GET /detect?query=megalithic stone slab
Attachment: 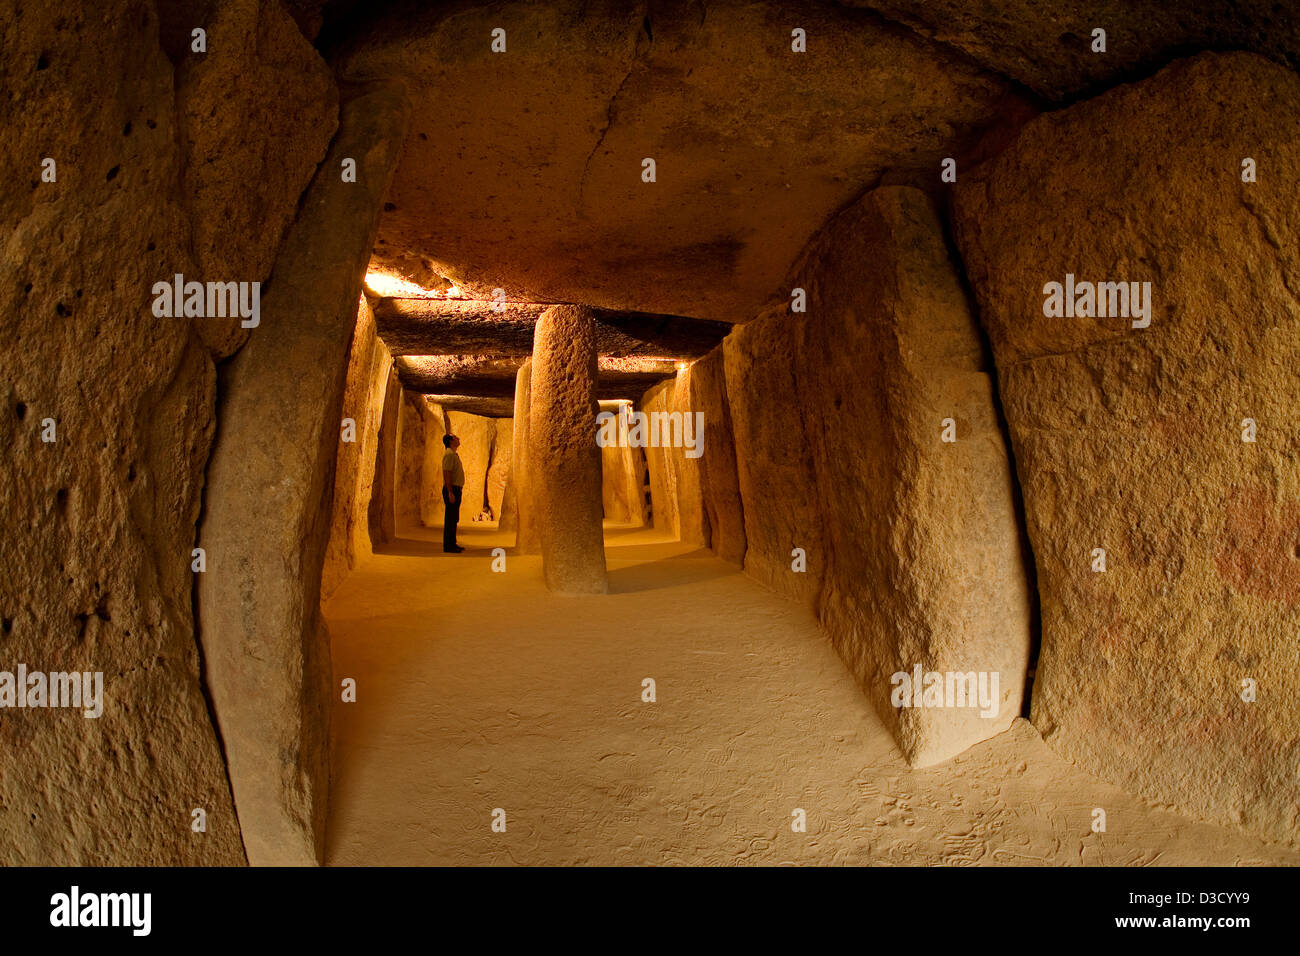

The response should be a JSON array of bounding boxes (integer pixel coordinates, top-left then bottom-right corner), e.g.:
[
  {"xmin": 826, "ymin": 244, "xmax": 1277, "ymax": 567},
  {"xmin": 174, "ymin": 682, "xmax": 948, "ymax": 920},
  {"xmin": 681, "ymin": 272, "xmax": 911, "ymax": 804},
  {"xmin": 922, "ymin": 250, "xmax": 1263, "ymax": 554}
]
[
  {"xmin": 197, "ymin": 81, "xmax": 410, "ymax": 866},
  {"xmin": 487, "ymin": 418, "xmax": 513, "ymax": 520},
  {"xmin": 600, "ymin": 441, "xmax": 633, "ymax": 523},
  {"xmin": 395, "ymin": 390, "xmax": 427, "ymax": 530},
  {"xmin": 796, "ymin": 185, "xmax": 1032, "ymax": 767},
  {"xmin": 951, "ymin": 51, "xmax": 1300, "ymax": 848},
  {"xmin": 530, "ymin": 306, "xmax": 608, "ymax": 593},
  {"xmin": 0, "ymin": 2, "xmax": 245, "ymax": 863},
  {"xmin": 176, "ymin": 0, "xmax": 338, "ymax": 358},
  {"xmin": 322, "ymin": 294, "xmax": 393, "ymax": 602},
  {"xmin": 723, "ymin": 313, "xmax": 828, "ymax": 610},
  {"xmin": 368, "ymin": 366, "xmax": 403, "ymax": 548},
  {"xmin": 340, "ymin": 0, "xmax": 1011, "ymax": 320},
  {"xmin": 688, "ymin": 346, "xmax": 746, "ymax": 565},
  {"xmin": 640, "ymin": 381, "xmax": 680, "ymax": 539},
  {"xmin": 640, "ymin": 377, "xmax": 708, "ymax": 546},
  {"xmin": 510, "ymin": 359, "xmax": 541, "ymax": 551}
]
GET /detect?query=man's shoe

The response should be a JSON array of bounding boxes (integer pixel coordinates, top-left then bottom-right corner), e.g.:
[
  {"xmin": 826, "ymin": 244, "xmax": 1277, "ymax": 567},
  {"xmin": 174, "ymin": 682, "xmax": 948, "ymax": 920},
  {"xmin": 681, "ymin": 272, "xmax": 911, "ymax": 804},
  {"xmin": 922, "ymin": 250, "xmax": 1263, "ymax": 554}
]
[{"xmin": 443, "ymin": 545, "xmax": 465, "ymax": 553}]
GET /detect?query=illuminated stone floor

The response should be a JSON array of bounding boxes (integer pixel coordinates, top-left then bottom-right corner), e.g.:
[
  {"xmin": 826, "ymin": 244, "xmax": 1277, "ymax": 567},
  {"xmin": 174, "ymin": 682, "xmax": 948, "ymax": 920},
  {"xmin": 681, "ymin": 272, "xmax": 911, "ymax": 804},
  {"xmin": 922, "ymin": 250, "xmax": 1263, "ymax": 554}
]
[{"xmin": 323, "ymin": 524, "xmax": 1299, "ymax": 866}]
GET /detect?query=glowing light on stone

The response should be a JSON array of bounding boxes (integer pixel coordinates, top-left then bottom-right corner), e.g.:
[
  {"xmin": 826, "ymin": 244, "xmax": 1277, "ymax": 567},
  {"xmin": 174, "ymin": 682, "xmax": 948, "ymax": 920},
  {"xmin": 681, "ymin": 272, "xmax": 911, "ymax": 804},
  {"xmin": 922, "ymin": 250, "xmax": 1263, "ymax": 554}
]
[{"xmin": 364, "ymin": 271, "xmax": 433, "ymax": 297}]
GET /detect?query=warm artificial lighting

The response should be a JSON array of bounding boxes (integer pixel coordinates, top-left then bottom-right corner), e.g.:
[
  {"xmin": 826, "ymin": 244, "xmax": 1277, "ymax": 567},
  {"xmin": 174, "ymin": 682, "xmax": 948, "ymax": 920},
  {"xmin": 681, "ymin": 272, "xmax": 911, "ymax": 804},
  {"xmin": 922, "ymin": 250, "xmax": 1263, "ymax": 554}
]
[
  {"xmin": 598, "ymin": 357, "xmax": 678, "ymax": 373},
  {"xmin": 363, "ymin": 271, "xmax": 469, "ymax": 299},
  {"xmin": 676, "ymin": 362, "xmax": 689, "ymax": 372},
  {"xmin": 364, "ymin": 271, "xmax": 434, "ymax": 298}
]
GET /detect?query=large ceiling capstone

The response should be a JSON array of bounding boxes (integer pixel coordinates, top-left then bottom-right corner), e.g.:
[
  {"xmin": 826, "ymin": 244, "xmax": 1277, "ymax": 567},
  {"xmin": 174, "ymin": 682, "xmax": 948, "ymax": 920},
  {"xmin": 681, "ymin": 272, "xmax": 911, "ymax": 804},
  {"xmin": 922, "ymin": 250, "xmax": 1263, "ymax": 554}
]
[{"xmin": 339, "ymin": 0, "xmax": 1014, "ymax": 321}]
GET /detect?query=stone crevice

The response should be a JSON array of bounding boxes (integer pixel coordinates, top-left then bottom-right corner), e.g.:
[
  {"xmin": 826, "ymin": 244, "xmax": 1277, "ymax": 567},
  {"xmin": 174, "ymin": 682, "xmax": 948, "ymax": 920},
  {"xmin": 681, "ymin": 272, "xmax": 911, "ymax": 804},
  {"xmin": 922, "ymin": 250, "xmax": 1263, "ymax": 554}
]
[
  {"xmin": 188, "ymin": 440, "xmax": 247, "ymax": 865},
  {"xmin": 577, "ymin": 6, "xmax": 650, "ymax": 214},
  {"xmin": 934, "ymin": 198, "xmax": 1042, "ymax": 716},
  {"xmin": 1241, "ymin": 194, "xmax": 1300, "ymax": 310}
]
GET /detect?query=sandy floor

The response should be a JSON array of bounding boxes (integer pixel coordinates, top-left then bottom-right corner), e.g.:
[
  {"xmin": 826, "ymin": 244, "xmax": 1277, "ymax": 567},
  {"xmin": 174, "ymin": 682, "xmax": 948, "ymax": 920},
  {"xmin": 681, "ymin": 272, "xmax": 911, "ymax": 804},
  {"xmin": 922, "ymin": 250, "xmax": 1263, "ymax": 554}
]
[{"xmin": 322, "ymin": 523, "xmax": 1299, "ymax": 866}]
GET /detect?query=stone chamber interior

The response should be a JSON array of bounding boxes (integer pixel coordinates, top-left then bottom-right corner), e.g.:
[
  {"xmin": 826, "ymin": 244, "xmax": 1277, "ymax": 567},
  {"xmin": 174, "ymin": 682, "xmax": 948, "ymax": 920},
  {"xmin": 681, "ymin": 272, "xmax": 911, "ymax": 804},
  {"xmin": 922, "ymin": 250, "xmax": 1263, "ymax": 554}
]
[{"xmin": 3, "ymin": 0, "xmax": 1299, "ymax": 868}]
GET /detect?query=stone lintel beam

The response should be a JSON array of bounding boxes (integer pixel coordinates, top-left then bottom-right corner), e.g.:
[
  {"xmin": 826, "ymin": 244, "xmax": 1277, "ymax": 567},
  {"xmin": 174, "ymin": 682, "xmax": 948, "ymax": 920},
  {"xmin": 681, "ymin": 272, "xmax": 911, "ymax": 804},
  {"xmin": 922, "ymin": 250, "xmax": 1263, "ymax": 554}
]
[
  {"xmin": 395, "ymin": 354, "xmax": 678, "ymax": 401},
  {"xmin": 394, "ymin": 355, "xmax": 522, "ymax": 397},
  {"xmin": 425, "ymin": 395, "xmax": 516, "ymax": 418},
  {"xmin": 374, "ymin": 296, "xmax": 731, "ymax": 358},
  {"xmin": 594, "ymin": 373, "xmax": 676, "ymax": 401},
  {"xmin": 375, "ymin": 299, "xmax": 538, "ymax": 354}
]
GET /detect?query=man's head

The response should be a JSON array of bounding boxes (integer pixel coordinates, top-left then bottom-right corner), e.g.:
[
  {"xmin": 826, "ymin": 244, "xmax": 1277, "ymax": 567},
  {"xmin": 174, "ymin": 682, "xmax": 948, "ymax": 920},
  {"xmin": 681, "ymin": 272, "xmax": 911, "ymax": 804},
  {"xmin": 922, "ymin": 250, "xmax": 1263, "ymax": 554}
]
[{"xmin": 443, "ymin": 434, "xmax": 460, "ymax": 450}]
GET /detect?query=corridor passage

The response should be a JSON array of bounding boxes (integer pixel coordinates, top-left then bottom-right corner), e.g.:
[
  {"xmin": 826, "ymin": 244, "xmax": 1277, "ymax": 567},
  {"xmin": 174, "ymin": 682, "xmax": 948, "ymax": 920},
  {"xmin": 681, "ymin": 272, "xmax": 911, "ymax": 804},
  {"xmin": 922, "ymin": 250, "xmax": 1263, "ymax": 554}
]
[{"xmin": 322, "ymin": 524, "xmax": 1297, "ymax": 866}]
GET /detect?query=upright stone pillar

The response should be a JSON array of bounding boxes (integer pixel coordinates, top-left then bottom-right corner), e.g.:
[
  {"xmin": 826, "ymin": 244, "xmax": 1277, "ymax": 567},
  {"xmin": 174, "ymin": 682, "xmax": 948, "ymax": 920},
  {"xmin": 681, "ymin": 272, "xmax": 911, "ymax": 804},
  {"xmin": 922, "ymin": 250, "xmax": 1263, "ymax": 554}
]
[
  {"xmin": 197, "ymin": 82, "xmax": 410, "ymax": 865},
  {"xmin": 529, "ymin": 306, "xmax": 607, "ymax": 593},
  {"xmin": 510, "ymin": 359, "xmax": 541, "ymax": 552}
]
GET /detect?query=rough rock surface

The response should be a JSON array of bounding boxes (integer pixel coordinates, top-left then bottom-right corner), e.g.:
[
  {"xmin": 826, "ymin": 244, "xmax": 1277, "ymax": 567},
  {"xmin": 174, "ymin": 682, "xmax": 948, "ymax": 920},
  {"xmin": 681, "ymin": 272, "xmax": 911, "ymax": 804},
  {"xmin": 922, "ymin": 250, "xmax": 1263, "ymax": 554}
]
[
  {"xmin": 796, "ymin": 185, "xmax": 1031, "ymax": 766},
  {"xmin": 198, "ymin": 82, "xmax": 409, "ymax": 865},
  {"xmin": 340, "ymin": 0, "xmax": 1010, "ymax": 320},
  {"xmin": 175, "ymin": 0, "xmax": 339, "ymax": 358},
  {"xmin": 445, "ymin": 411, "xmax": 494, "ymax": 519},
  {"xmin": 322, "ymin": 294, "xmax": 392, "ymax": 601},
  {"xmin": 851, "ymin": 0, "xmax": 1300, "ymax": 101},
  {"xmin": 0, "ymin": 0, "xmax": 245, "ymax": 865},
  {"xmin": 530, "ymin": 307, "xmax": 608, "ymax": 593},
  {"xmin": 723, "ymin": 316, "xmax": 826, "ymax": 609},
  {"xmin": 952, "ymin": 52, "xmax": 1300, "ymax": 846},
  {"xmin": 510, "ymin": 359, "xmax": 541, "ymax": 553},
  {"xmin": 686, "ymin": 347, "xmax": 746, "ymax": 565},
  {"xmin": 486, "ymin": 418, "xmax": 512, "ymax": 520}
]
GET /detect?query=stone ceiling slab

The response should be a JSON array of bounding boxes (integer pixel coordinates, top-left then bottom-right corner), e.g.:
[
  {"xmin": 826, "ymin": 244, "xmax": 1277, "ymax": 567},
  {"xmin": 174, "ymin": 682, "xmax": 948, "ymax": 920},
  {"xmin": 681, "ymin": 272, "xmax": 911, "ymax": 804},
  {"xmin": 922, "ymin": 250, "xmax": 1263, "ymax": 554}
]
[
  {"xmin": 845, "ymin": 0, "xmax": 1300, "ymax": 101},
  {"xmin": 373, "ymin": 296, "xmax": 732, "ymax": 356},
  {"xmin": 396, "ymin": 353, "xmax": 679, "ymax": 400},
  {"xmin": 339, "ymin": 0, "xmax": 1012, "ymax": 321}
]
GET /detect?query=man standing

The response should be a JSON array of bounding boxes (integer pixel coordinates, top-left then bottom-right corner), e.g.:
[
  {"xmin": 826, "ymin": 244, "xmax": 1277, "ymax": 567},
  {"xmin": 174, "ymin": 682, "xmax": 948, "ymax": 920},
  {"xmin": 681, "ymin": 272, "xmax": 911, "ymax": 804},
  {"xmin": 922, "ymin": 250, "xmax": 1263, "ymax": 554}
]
[{"xmin": 441, "ymin": 434, "xmax": 465, "ymax": 553}]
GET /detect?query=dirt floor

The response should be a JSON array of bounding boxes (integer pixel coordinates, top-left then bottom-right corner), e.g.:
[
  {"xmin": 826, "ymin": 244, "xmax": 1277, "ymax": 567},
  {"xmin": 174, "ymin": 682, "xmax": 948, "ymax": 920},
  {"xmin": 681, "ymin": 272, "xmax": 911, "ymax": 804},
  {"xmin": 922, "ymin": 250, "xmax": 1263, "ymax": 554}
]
[{"xmin": 322, "ymin": 522, "xmax": 1300, "ymax": 866}]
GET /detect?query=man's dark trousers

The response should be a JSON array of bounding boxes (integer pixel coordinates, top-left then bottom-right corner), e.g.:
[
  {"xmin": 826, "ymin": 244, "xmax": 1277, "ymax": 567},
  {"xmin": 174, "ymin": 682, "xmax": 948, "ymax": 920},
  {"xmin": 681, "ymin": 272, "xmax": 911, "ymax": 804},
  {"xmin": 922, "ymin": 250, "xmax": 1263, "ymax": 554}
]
[{"xmin": 442, "ymin": 485, "xmax": 462, "ymax": 549}]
